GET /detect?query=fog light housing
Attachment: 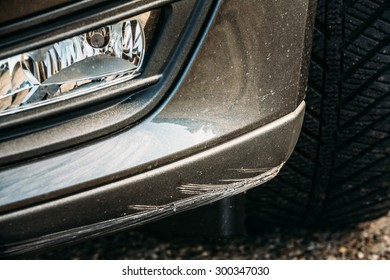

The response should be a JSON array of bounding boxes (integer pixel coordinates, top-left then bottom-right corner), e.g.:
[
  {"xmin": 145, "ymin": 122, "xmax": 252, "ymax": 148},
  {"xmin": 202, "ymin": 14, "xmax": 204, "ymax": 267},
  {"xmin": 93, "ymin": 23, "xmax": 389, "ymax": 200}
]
[{"xmin": 0, "ymin": 11, "xmax": 155, "ymax": 116}]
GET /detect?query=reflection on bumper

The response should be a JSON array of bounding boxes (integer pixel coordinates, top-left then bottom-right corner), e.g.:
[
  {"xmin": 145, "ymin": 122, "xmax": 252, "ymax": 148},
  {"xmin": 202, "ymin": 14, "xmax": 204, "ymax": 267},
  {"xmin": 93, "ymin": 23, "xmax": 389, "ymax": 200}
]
[{"xmin": 0, "ymin": 101, "xmax": 305, "ymax": 256}]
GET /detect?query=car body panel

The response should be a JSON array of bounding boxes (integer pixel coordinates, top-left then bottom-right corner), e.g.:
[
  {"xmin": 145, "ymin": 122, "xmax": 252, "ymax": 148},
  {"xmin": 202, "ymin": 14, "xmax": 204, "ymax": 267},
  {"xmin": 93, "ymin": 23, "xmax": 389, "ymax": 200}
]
[{"xmin": 0, "ymin": 0, "xmax": 316, "ymax": 255}]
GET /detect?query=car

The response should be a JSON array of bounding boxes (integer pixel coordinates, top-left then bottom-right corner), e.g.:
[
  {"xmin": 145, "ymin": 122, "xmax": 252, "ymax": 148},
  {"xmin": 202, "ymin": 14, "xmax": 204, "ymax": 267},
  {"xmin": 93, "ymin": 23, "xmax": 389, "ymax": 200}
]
[{"xmin": 0, "ymin": 0, "xmax": 388, "ymax": 256}]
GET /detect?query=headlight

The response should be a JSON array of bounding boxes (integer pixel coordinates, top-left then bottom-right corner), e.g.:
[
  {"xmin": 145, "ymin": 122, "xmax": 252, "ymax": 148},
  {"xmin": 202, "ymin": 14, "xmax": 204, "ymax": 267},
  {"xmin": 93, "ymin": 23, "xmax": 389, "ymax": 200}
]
[{"xmin": 0, "ymin": 12, "xmax": 152, "ymax": 116}]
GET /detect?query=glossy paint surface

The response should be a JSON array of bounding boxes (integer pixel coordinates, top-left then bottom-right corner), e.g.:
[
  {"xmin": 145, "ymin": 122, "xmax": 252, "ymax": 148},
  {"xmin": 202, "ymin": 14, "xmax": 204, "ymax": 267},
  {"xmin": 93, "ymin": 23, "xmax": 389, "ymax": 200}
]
[
  {"xmin": 0, "ymin": 0, "xmax": 313, "ymax": 210},
  {"xmin": 0, "ymin": 102, "xmax": 305, "ymax": 253}
]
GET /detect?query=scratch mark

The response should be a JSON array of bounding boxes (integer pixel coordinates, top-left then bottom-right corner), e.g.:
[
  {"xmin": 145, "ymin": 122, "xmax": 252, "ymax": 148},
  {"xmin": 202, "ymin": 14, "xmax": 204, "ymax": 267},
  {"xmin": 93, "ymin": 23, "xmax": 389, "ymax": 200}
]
[
  {"xmin": 219, "ymin": 178, "xmax": 246, "ymax": 183},
  {"xmin": 230, "ymin": 167, "xmax": 273, "ymax": 173},
  {"xmin": 128, "ymin": 205, "xmax": 160, "ymax": 211},
  {"xmin": 2, "ymin": 163, "xmax": 285, "ymax": 256},
  {"xmin": 178, "ymin": 163, "xmax": 284, "ymax": 195}
]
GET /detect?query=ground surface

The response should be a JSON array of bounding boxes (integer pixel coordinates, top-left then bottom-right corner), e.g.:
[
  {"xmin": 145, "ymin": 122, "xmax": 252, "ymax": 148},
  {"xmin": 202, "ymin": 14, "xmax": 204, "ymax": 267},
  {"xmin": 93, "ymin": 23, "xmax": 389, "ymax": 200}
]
[{"xmin": 31, "ymin": 212, "xmax": 390, "ymax": 260}]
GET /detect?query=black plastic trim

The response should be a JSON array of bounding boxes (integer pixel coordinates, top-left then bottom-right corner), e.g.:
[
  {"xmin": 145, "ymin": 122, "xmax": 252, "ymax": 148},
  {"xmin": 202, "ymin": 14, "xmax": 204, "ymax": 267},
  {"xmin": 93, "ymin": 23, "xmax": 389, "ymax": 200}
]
[{"xmin": 0, "ymin": 0, "xmax": 182, "ymax": 57}]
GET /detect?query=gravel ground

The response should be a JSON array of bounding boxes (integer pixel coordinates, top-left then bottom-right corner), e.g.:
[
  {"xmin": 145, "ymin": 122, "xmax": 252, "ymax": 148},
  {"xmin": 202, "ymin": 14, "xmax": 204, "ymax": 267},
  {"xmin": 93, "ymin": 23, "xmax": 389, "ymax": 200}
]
[{"xmin": 30, "ymin": 212, "xmax": 390, "ymax": 260}]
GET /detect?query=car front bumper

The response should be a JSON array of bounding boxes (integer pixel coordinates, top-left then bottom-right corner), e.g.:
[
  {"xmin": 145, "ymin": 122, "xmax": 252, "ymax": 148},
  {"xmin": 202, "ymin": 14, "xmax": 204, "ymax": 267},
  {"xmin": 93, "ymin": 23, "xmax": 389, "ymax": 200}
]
[{"xmin": 0, "ymin": 0, "xmax": 316, "ymax": 255}]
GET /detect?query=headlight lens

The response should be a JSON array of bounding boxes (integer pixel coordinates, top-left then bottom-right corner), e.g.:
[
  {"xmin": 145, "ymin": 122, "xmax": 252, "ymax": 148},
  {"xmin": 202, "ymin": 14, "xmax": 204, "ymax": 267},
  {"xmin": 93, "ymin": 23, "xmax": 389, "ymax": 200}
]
[{"xmin": 0, "ymin": 12, "xmax": 153, "ymax": 116}]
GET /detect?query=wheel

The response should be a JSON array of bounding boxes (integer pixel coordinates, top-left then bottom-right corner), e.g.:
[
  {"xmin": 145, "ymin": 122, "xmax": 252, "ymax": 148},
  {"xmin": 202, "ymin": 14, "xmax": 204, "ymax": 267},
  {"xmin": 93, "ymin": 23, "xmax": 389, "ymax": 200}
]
[{"xmin": 247, "ymin": 0, "xmax": 390, "ymax": 228}]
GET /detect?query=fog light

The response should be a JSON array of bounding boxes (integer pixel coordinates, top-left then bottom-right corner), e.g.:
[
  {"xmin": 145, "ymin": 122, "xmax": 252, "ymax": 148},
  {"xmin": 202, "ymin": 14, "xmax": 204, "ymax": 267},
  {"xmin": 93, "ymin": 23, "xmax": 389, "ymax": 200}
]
[{"xmin": 0, "ymin": 11, "xmax": 155, "ymax": 116}]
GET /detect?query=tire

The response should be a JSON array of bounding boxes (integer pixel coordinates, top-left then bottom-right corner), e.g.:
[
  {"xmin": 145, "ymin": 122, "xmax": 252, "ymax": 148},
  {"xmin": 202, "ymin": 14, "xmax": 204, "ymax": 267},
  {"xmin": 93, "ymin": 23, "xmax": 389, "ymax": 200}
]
[{"xmin": 247, "ymin": 0, "xmax": 390, "ymax": 228}]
